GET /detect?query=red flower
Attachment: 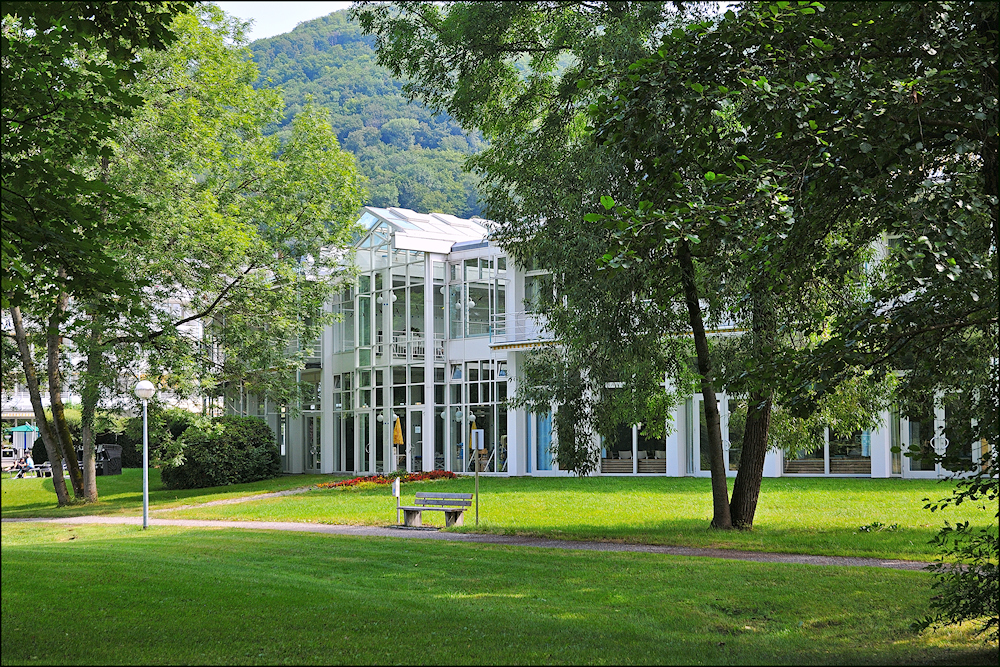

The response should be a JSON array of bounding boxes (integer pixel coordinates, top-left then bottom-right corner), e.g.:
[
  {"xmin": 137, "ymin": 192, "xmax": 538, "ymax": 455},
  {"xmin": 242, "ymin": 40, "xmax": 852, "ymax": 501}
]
[{"xmin": 316, "ymin": 470, "xmax": 457, "ymax": 489}]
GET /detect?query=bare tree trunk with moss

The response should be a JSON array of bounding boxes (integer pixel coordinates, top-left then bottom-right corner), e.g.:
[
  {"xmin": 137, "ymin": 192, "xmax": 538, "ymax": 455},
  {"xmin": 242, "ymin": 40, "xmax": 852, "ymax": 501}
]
[
  {"xmin": 9, "ymin": 307, "xmax": 70, "ymax": 506},
  {"xmin": 678, "ymin": 239, "xmax": 732, "ymax": 529},
  {"xmin": 46, "ymin": 275, "xmax": 84, "ymax": 498},
  {"xmin": 79, "ymin": 308, "xmax": 103, "ymax": 502}
]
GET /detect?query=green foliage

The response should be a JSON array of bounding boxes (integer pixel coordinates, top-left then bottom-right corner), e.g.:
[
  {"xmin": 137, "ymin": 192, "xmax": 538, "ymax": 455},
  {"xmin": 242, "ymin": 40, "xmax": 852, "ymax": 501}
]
[
  {"xmin": 1, "ymin": 1, "xmax": 194, "ymax": 309},
  {"xmin": 117, "ymin": 406, "xmax": 198, "ymax": 468},
  {"xmin": 159, "ymin": 415, "xmax": 279, "ymax": 490},
  {"xmin": 915, "ymin": 450, "xmax": 999, "ymax": 643},
  {"xmin": 355, "ymin": 1, "xmax": 708, "ymax": 474},
  {"xmin": 249, "ymin": 9, "xmax": 482, "ymax": 217},
  {"xmin": 671, "ymin": 1, "xmax": 1000, "ymax": 453},
  {"xmin": 42, "ymin": 3, "xmax": 369, "ymax": 440},
  {"xmin": 769, "ymin": 374, "xmax": 894, "ymax": 454}
]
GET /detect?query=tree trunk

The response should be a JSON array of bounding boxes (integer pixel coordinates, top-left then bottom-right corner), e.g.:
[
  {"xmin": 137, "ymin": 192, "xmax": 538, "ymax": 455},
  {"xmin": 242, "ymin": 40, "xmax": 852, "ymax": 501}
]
[
  {"xmin": 730, "ymin": 389, "xmax": 772, "ymax": 529},
  {"xmin": 46, "ymin": 280, "xmax": 84, "ymax": 498},
  {"xmin": 677, "ymin": 239, "xmax": 732, "ymax": 529},
  {"xmin": 9, "ymin": 307, "xmax": 70, "ymax": 506},
  {"xmin": 80, "ymin": 309, "xmax": 103, "ymax": 502},
  {"xmin": 730, "ymin": 291, "xmax": 778, "ymax": 529}
]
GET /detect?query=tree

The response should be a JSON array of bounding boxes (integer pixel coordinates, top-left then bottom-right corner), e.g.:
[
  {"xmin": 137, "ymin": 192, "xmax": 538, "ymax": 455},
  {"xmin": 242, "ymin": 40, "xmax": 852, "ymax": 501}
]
[
  {"xmin": 4, "ymin": 5, "xmax": 365, "ymax": 505},
  {"xmin": 3, "ymin": 1, "xmax": 194, "ymax": 505},
  {"xmin": 357, "ymin": 0, "xmax": 994, "ymax": 532},
  {"xmin": 2, "ymin": 1, "xmax": 194, "ymax": 310},
  {"xmin": 583, "ymin": 2, "xmax": 900, "ymax": 529},
  {"xmin": 583, "ymin": 0, "xmax": 995, "ymax": 527},
  {"xmin": 248, "ymin": 9, "xmax": 484, "ymax": 217},
  {"xmin": 354, "ymin": 0, "xmax": 836, "ymax": 528}
]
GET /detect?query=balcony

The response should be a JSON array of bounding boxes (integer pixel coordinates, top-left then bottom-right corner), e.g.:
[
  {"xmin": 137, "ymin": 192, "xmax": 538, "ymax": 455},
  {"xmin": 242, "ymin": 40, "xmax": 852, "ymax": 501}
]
[
  {"xmin": 488, "ymin": 312, "xmax": 556, "ymax": 351},
  {"xmin": 377, "ymin": 332, "xmax": 445, "ymax": 363}
]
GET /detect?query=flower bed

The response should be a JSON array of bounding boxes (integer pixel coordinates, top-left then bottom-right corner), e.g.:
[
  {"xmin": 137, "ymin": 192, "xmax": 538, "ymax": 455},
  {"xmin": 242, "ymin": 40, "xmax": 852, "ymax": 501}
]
[{"xmin": 316, "ymin": 470, "xmax": 456, "ymax": 489}]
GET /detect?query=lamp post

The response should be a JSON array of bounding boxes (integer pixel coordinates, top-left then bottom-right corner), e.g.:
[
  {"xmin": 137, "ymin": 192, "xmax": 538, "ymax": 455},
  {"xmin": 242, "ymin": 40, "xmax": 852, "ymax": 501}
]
[{"xmin": 134, "ymin": 380, "xmax": 156, "ymax": 529}]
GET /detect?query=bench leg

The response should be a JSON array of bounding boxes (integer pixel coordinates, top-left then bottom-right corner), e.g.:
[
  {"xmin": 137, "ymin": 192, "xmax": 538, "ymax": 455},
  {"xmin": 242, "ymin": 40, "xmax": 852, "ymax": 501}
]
[
  {"xmin": 444, "ymin": 510, "xmax": 464, "ymax": 528},
  {"xmin": 402, "ymin": 508, "xmax": 423, "ymax": 527}
]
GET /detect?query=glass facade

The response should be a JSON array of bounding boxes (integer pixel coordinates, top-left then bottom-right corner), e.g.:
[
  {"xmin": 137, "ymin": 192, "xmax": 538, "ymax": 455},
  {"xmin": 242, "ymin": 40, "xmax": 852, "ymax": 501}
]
[
  {"xmin": 253, "ymin": 207, "xmax": 989, "ymax": 482},
  {"xmin": 286, "ymin": 209, "xmax": 514, "ymax": 476}
]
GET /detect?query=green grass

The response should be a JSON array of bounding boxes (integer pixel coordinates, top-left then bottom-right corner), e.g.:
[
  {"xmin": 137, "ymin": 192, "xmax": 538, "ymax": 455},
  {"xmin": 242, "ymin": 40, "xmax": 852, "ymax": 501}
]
[
  {"xmin": 154, "ymin": 475, "xmax": 988, "ymax": 561},
  {"xmin": 0, "ymin": 469, "xmax": 330, "ymax": 518},
  {"xmin": 3, "ymin": 471, "xmax": 992, "ymax": 561},
  {"xmin": 1, "ymin": 522, "xmax": 995, "ymax": 666}
]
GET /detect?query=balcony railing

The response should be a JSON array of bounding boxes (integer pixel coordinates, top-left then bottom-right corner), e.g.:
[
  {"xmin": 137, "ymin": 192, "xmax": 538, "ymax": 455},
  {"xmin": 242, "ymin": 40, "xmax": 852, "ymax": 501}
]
[
  {"xmin": 489, "ymin": 312, "xmax": 555, "ymax": 345},
  {"xmin": 376, "ymin": 332, "xmax": 444, "ymax": 363}
]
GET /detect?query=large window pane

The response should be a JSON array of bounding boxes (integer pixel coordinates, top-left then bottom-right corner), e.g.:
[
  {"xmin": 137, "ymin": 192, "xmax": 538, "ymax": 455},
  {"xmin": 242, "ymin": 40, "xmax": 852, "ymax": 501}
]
[
  {"xmin": 536, "ymin": 412, "xmax": 553, "ymax": 470},
  {"xmin": 944, "ymin": 401, "xmax": 972, "ymax": 470},
  {"xmin": 358, "ymin": 296, "xmax": 371, "ymax": 346},
  {"xmin": 449, "ymin": 285, "xmax": 463, "ymax": 339},
  {"xmin": 409, "ymin": 285, "xmax": 425, "ymax": 334},
  {"xmin": 829, "ymin": 429, "xmax": 871, "ymax": 474},
  {"xmin": 467, "ymin": 284, "xmax": 490, "ymax": 337},
  {"xmin": 907, "ymin": 412, "xmax": 936, "ymax": 471},
  {"xmin": 727, "ymin": 397, "xmax": 746, "ymax": 471},
  {"xmin": 524, "ymin": 274, "xmax": 553, "ymax": 314}
]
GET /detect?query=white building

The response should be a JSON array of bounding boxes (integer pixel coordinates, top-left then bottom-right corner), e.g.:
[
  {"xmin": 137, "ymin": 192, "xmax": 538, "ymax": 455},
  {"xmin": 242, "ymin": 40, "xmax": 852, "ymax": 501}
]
[{"xmin": 252, "ymin": 206, "xmax": 979, "ymax": 480}]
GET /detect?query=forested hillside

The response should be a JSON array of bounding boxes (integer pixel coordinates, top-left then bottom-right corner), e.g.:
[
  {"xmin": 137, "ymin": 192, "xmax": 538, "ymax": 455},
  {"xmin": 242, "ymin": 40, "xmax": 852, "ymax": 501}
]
[{"xmin": 250, "ymin": 10, "xmax": 483, "ymax": 217}]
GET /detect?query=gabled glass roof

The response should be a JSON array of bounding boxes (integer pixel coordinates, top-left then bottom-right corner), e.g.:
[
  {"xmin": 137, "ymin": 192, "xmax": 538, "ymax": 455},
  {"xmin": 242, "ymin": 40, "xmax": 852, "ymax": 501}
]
[{"xmin": 355, "ymin": 206, "xmax": 489, "ymax": 253}]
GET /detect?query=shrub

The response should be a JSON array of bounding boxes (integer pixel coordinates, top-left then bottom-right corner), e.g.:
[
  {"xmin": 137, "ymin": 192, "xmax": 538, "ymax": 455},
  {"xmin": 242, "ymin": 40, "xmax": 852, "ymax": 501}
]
[
  {"xmin": 119, "ymin": 406, "xmax": 196, "ymax": 468},
  {"xmin": 160, "ymin": 415, "xmax": 279, "ymax": 490},
  {"xmin": 914, "ymin": 449, "xmax": 998, "ymax": 643}
]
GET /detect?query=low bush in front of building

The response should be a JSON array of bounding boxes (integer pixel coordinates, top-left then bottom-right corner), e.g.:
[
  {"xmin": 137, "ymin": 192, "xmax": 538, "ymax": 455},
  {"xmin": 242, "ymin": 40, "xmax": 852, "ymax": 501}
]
[{"xmin": 160, "ymin": 415, "xmax": 279, "ymax": 490}]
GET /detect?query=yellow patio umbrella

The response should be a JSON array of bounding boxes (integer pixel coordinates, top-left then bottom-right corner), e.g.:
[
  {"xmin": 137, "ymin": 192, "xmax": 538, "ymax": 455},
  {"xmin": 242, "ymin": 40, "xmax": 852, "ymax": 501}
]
[{"xmin": 393, "ymin": 415, "xmax": 404, "ymax": 447}]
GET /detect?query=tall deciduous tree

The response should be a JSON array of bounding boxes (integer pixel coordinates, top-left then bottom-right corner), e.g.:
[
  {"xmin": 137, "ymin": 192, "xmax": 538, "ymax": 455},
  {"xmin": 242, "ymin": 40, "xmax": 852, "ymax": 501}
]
[
  {"xmin": 5, "ymin": 5, "xmax": 365, "ymax": 504},
  {"xmin": 78, "ymin": 5, "xmax": 364, "ymax": 502},
  {"xmin": 354, "ymin": 0, "xmax": 811, "ymax": 528},
  {"xmin": 356, "ymin": 1, "xmax": 994, "ymax": 532},
  {"xmin": 568, "ymin": 0, "xmax": 995, "ymax": 525},
  {"xmin": 3, "ymin": 1, "xmax": 193, "ymax": 504}
]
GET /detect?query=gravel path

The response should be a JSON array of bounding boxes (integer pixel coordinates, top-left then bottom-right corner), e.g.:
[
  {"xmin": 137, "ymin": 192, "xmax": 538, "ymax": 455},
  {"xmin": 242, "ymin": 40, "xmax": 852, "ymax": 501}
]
[{"xmin": 3, "ymin": 513, "xmax": 934, "ymax": 571}]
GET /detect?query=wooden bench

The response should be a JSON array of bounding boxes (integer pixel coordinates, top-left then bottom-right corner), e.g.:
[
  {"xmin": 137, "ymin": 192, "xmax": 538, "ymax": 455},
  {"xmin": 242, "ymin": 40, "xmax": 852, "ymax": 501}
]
[
  {"xmin": 398, "ymin": 492, "xmax": 472, "ymax": 528},
  {"xmin": 33, "ymin": 464, "xmax": 53, "ymax": 478}
]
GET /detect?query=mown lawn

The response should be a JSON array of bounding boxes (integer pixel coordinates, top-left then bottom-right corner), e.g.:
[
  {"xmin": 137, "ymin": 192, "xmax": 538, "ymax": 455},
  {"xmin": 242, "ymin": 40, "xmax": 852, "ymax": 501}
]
[
  {"xmin": 2, "ymin": 471, "xmax": 992, "ymax": 561},
  {"xmin": 0, "ymin": 469, "xmax": 330, "ymax": 518},
  {"xmin": 1, "ymin": 522, "xmax": 995, "ymax": 666},
  {"xmin": 156, "ymin": 475, "xmax": 989, "ymax": 561}
]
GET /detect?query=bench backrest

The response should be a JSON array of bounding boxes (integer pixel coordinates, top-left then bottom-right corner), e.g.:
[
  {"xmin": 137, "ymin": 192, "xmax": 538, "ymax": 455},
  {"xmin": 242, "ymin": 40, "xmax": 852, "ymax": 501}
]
[{"xmin": 414, "ymin": 491, "xmax": 473, "ymax": 508}]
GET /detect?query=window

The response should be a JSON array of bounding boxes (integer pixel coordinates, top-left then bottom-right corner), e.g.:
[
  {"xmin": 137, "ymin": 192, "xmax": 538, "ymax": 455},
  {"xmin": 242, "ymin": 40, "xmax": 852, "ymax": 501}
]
[{"xmin": 524, "ymin": 273, "xmax": 554, "ymax": 314}]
